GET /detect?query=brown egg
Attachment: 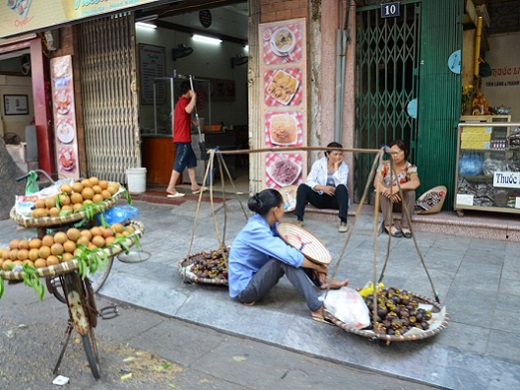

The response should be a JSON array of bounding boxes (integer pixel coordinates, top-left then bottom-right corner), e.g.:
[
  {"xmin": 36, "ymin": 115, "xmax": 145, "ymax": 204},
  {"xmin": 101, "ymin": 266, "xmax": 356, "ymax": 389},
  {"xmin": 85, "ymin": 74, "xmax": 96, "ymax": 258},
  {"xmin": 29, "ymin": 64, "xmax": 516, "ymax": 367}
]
[
  {"xmin": 34, "ymin": 258, "xmax": 47, "ymax": 268},
  {"xmin": 18, "ymin": 239, "xmax": 29, "ymax": 250},
  {"xmin": 2, "ymin": 259, "xmax": 13, "ymax": 271},
  {"xmin": 76, "ymin": 236, "xmax": 90, "ymax": 247},
  {"xmin": 49, "ymin": 207, "xmax": 61, "ymax": 217},
  {"xmin": 111, "ymin": 223, "xmax": 124, "ymax": 234},
  {"xmin": 89, "ymin": 177, "xmax": 100, "ymax": 185},
  {"xmin": 107, "ymin": 184, "xmax": 118, "ymax": 195},
  {"xmin": 92, "ymin": 185, "xmax": 102, "ymax": 194},
  {"xmin": 105, "ymin": 236, "xmax": 116, "ymax": 246},
  {"xmin": 102, "ymin": 227, "xmax": 114, "ymax": 238},
  {"xmin": 101, "ymin": 190, "xmax": 112, "ymax": 200},
  {"xmin": 71, "ymin": 192, "xmax": 83, "ymax": 204},
  {"xmin": 29, "ymin": 248, "xmax": 40, "ymax": 261},
  {"xmin": 66, "ymin": 228, "xmax": 81, "ymax": 242},
  {"xmin": 92, "ymin": 194, "xmax": 104, "ymax": 203},
  {"xmin": 10, "ymin": 249, "xmax": 19, "ymax": 261},
  {"xmin": 82, "ymin": 187, "xmax": 94, "ymax": 200},
  {"xmin": 81, "ymin": 178, "xmax": 93, "ymax": 188},
  {"xmin": 60, "ymin": 183, "xmax": 73, "ymax": 195},
  {"xmin": 9, "ymin": 239, "xmax": 20, "ymax": 250},
  {"xmin": 29, "ymin": 238, "xmax": 42, "ymax": 249},
  {"xmin": 63, "ymin": 240, "xmax": 76, "ymax": 254},
  {"xmin": 35, "ymin": 199, "xmax": 46, "ymax": 209},
  {"xmin": 99, "ymin": 180, "xmax": 109, "ymax": 190},
  {"xmin": 59, "ymin": 194, "xmax": 71, "ymax": 206},
  {"xmin": 46, "ymin": 255, "xmax": 59, "ymax": 266},
  {"xmin": 91, "ymin": 235, "xmax": 106, "ymax": 248},
  {"xmin": 22, "ymin": 260, "xmax": 34, "ymax": 267},
  {"xmin": 73, "ymin": 203, "xmax": 84, "ymax": 212},
  {"xmin": 42, "ymin": 235, "xmax": 54, "ymax": 247},
  {"xmin": 62, "ymin": 252, "xmax": 74, "ymax": 262},
  {"xmin": 17, "ymin": 249, "xmax": 29, "ymax": 261},
  {"xmin": 90, "ymin": 227, "xmax": 103, "ymax": 237},
  {"xmin": 54, "ymin": 232, "xmax": 68, "ymax": 244},
  {"xmin": 80, "ymin": 229, "xmax": 92, "ymax": 241},
  {"xmin": 50, "ymin": 243, "xmax": 64, "ymax": 256},
  {"xmin": 38, "ymin": 246, "xmax": 51, "ymax": 259},
  {"xmin": 72, "ymin": 181, "xmax": 84, "ymax": 193},
  {"xmin": 45, "ymin": 195, "xmax": 57, "ymax": 209}
]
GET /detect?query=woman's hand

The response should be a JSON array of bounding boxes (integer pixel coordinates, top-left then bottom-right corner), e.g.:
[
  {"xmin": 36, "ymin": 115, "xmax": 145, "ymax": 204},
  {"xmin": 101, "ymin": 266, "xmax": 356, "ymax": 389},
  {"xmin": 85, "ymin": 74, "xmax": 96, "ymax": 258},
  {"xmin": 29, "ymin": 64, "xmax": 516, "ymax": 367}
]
[
  {"xmin": 315, "ymin": 185, "xmax": 335, "ymax": 196},
  {"xmin": 333, "ymin": 155, "xmax": 344, "ymax": 172}
]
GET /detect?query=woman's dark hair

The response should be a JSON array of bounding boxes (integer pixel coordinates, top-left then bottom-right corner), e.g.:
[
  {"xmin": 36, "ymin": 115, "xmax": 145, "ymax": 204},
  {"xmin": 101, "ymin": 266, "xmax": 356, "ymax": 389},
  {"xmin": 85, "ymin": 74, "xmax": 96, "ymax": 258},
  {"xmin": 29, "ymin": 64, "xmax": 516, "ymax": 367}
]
[
  {"xmin": 248, "ymin": 189, "xmax": 283, "ymax": 216},
  {"xmin": 325, "ymin": 141, "xmax": 343, "ymax": 157},
  {"xmin": 388, "ymin": 139, "xmax": 409, "ymax": 159},
  {"xmin": 179, "ymin": 81, "xmax": 191, "ymax": 95}
]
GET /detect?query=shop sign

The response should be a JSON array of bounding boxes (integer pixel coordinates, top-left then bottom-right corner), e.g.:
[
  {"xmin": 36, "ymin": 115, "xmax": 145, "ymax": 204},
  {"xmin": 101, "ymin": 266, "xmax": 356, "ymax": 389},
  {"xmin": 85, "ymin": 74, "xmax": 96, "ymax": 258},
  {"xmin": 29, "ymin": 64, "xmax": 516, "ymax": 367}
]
[
  {"xmin": 493, "ymin": 172, "xmax": 520, "ymax": 189},
  {"xmin": 381, "ymin": 2, "xmax": 400, "ymax": 18},
  {"xmin": 51, "ymin": 55, "xmax": 80, "ymax": 179},
  {"xmin": 0, "ymin": 0, "xmax": 161, "ymax": 39},
  {"xmin": 456, "ymin": 194, "xmax": 474, "ymax": 206}
]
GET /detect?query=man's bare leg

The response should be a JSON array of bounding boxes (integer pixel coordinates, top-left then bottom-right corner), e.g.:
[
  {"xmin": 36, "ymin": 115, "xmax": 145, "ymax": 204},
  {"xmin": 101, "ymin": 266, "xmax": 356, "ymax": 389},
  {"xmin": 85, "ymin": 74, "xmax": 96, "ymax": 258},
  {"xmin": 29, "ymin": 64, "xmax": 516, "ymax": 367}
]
[{"xmin": 166, "ymin": 170, "xmax": 181, "ymax": 195}]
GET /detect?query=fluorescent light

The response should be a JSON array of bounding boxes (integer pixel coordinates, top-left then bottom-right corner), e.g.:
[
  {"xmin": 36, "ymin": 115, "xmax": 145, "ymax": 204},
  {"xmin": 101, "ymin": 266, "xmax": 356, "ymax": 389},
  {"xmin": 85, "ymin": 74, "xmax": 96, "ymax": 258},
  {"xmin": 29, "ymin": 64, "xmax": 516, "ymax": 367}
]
[
  {"xmin": 244, "ymin": 45, "xmax": 249, "ymax": 51},
  {"xmin": 192, "ymin": 34, "xmax": 222, "ymax": 44},
  {"xmin": 136, "ymin": 22, "xmax": 157, "ymax": 29}
]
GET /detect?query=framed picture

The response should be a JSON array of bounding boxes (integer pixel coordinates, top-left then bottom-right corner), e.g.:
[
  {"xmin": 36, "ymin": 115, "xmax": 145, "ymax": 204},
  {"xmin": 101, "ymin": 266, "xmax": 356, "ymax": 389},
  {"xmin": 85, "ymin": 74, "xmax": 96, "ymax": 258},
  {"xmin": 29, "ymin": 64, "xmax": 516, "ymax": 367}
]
[
  {"xmin": 138, "ymin": 44, "xmax": 166, "ymax": 105},
  {"xmin": 3, "ymin": 95, "xmax": 29, "ymax": 115}
]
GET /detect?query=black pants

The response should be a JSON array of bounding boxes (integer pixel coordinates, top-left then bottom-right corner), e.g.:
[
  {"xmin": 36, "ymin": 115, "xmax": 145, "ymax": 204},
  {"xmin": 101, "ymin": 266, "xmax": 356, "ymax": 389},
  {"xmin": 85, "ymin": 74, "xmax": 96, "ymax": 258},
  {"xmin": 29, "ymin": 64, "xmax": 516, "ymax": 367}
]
[{"xmin": 294, "ymin": 184, "xmax": 349, "ymax": 222}]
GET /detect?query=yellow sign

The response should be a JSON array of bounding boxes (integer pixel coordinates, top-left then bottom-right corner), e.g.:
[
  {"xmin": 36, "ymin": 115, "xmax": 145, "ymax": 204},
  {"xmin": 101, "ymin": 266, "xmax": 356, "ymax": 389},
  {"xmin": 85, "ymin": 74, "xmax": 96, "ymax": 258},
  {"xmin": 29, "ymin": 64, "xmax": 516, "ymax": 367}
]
[{"xmin": 1, "ymin": 0, "xmax": 160, "ymax": 39}]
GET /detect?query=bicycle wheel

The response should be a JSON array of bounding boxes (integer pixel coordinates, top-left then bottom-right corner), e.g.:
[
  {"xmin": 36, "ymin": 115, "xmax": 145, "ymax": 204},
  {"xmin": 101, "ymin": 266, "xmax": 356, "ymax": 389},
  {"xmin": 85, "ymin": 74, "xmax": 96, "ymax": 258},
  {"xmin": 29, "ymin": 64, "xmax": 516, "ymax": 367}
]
[
  {"xmin": 46, "ymin": 256, "xmax": 114, "ymax": 303},
  {"xmin": 82, "ymin": 328, "xmax": 100, "ymax": 378}
]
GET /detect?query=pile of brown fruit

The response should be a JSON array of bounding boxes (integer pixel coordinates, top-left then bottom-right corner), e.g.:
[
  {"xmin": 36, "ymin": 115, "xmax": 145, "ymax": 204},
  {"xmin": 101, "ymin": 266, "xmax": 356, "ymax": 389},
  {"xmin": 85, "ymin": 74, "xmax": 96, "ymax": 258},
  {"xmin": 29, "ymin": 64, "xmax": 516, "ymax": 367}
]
[
  {"xmin": 188, "ymin": 247, "xmax": 229, "ymax": 280},
  {"xmin": 29, "ymin": 177, "xmax": 120, "ymax": 219},
  {"xmin": 363, "ymin": 287, "xmax": 432, "ymax": 336},
  {"xmin": 0, "ymin": 223, "xmax": 135, "ymax": 270}
]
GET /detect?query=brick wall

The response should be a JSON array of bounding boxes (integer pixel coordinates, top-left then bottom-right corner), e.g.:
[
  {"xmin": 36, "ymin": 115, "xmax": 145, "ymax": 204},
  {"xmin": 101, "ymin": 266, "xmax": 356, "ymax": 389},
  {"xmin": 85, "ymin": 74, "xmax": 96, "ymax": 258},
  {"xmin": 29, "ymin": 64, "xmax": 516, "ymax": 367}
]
[{"xmin": 260, "ymin": 0, "xmax": 308, "ymax": 23}]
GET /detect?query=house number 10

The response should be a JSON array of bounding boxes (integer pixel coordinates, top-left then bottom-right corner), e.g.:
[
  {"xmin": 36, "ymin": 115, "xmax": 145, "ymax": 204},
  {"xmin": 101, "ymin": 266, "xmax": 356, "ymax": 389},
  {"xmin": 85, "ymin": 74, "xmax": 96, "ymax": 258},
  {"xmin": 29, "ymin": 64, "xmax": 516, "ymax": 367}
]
[{"xmin": 381, "ymin": 2, "xmax": 400, "ymax": 18}]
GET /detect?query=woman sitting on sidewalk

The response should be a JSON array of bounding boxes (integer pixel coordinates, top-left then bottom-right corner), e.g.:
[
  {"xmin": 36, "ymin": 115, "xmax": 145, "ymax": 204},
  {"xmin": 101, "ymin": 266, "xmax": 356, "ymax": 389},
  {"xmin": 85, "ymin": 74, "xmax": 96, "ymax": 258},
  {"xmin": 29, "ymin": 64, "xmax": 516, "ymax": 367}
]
[
  {"xmin": 373, "ymin": 139, "xmax": 420, "ymax": 238},
  {"xmin": 293, "ymin": 142, "xmax": 350, "ymax": 233},
  {"xmin": 228, "ymin": 189, "xmax": 349, "ymax": 323}
]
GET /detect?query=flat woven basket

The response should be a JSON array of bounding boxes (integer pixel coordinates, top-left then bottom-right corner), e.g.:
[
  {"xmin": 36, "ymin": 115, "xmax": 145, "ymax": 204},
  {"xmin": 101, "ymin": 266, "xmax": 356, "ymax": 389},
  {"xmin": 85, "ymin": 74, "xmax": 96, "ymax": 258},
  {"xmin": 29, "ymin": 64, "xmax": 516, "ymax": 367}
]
[
  {"xmin": 9, "ymin": 193, "xmax": 121, "ymax": 228},
  {"xmin": 415, "ymin": 185, "xmax": 447, "ymax": 215},
  {"xmin": 178, "ymin": 249, "xmax": 228, "ymax": 286},
  {"xmin": 323, "ymin": 290, "xmax": 449, "ymax": 342},
  {"xmin": 0, "ymin": 220, "xmax": 144, "ymax": 281}
]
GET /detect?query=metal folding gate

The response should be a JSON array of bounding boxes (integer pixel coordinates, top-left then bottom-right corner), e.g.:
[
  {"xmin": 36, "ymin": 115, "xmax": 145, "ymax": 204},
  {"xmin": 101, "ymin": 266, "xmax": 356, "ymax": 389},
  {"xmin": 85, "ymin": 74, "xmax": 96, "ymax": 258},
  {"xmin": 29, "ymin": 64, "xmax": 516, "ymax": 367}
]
[
  {"xmin": 77, "ymin": 13, "xmax": 141, "ymax": 184},
  {"xmin": 354, "ymin": 0, "xmax": 421, "ymax": 203}
]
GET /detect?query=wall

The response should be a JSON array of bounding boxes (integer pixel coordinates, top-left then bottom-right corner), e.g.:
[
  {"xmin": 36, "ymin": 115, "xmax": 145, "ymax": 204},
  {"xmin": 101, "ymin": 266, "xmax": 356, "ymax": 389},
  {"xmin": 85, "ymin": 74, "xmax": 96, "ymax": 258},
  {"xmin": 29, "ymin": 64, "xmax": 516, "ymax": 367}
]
[
  {"xmin": 481, "ymin": 31, "xmax": 520, "ymax": 122},
  {"xmin": 136, "ymin": 26, "xmax": 249, "ymax": 133},
  {"xmin": 0, "ymin": 74, "xmax": 33, "ymax": 141}
]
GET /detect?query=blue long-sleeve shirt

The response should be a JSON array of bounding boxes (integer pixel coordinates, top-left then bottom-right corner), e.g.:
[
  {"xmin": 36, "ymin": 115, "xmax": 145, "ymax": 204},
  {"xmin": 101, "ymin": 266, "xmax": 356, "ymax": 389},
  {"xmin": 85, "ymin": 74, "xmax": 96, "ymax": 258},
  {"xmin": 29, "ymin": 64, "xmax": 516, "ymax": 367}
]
[{"xmin": 228, "ymin": 214, "xmax": 304, "ymax": 298}]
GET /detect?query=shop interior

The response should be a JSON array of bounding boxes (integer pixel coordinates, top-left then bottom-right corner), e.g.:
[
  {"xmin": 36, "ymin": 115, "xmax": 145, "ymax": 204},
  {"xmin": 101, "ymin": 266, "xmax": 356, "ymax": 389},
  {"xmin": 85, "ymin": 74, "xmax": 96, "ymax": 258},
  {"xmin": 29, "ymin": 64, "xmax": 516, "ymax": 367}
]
[{"xmin": 134, "ymin": 1, "xmax": 250, "ymax": 193}]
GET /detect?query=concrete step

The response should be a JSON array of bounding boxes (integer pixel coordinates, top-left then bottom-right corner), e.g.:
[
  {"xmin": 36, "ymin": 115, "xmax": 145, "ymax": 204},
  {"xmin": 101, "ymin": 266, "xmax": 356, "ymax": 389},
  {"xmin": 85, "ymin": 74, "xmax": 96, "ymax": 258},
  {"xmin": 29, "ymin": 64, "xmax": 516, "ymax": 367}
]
[{"xmin": 305, "ymin": 204, "xmax": 520, "ymax": 242}]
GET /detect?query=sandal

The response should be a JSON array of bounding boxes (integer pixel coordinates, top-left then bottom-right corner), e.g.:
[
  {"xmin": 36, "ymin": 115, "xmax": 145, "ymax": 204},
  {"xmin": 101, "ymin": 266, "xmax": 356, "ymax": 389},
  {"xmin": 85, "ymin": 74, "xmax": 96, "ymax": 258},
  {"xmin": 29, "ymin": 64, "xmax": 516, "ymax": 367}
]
[
  {"xmin": 401, "ymin": 228, "xmax": 412, "ymax": 239},
  {"xmin": 384, "ymin": 225, "xmax": 403, "ymax": 238},
  {"xmin": 311, "ymin": 313, "xmax": 335, "ymax": 325}
]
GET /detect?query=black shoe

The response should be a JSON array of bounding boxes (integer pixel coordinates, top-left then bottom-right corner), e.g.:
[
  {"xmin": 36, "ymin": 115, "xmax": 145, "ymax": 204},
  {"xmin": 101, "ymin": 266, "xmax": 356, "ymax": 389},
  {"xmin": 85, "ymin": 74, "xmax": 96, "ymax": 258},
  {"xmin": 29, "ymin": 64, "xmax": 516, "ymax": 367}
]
[
  {"xmin": 384, "ymin": 226, "xmax": 403, "ymax": 238},
  {"xmin": 401, "ymin": 229, "xmax": 412, "ymax": 238}
]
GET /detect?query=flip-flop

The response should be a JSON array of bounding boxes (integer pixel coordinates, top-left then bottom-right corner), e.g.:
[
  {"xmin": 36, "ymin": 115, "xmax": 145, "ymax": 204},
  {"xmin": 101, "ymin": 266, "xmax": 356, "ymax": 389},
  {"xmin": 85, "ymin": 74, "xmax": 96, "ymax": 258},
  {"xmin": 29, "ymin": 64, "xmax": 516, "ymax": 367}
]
[
  {"xmin": 192, "ymin": 187, "xmax": 208, "ymax": 195},
  {"xmin": 167, "ymin": 192, "xmax": 185, "ymax": 198},
  {"xmin": 311, "ymin": 314, "xmax": 335, "ymax": 325}
]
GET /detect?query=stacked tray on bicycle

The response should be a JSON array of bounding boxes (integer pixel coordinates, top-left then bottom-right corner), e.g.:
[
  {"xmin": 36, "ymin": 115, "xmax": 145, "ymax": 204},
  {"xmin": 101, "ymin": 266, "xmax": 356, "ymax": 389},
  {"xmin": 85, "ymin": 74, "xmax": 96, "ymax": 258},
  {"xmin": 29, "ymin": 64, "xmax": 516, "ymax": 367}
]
[
  {"xmin": 0, "ymin": 220, "xmax": 145, "ymax": 282},
  {"xmin": 11, "ymin": 176, "xmax": 126, "ymax": 228},
  {"xmin": 178, "ymin": 246, "xmax": 229, "ymax": 285}
]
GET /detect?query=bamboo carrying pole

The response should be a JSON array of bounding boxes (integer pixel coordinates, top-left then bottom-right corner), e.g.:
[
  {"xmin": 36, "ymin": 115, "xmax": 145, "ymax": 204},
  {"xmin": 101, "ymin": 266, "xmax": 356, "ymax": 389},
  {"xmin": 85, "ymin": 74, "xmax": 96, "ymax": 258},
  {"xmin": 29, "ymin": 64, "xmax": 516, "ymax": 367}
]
[{"xmin": 474, "ymin": 16, "xmax": 483, "ymax": 77}]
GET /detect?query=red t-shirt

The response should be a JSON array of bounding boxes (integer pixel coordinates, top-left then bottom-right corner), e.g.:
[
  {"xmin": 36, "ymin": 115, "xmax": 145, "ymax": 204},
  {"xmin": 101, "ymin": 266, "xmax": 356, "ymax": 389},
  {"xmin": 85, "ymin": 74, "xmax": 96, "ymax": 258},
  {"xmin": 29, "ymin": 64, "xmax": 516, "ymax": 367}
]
[{"xmin": 173, "ymin": 96, "xmax": 191, "ymax": 143}]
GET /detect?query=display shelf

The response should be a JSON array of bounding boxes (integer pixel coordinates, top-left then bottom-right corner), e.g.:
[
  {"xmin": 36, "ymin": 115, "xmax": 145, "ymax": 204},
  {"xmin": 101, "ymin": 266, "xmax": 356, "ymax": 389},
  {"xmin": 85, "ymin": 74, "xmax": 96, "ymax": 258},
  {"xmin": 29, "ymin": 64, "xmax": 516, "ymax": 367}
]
[{"xmin": 454, "ymin": 120, "xmax": 520, "ymax": 216}]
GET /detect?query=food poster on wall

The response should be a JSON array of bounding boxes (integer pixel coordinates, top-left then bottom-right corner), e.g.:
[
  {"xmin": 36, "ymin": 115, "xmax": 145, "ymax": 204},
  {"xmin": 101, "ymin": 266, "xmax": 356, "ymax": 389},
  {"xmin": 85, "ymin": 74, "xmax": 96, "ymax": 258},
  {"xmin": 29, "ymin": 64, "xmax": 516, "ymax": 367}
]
[
  {"xmin": 259, "ymin": 18, "xmax": 307, "ymax": 190},
  {"xmin": 51, "ymin": 55, "xmax": 79, "ymax": 179}
]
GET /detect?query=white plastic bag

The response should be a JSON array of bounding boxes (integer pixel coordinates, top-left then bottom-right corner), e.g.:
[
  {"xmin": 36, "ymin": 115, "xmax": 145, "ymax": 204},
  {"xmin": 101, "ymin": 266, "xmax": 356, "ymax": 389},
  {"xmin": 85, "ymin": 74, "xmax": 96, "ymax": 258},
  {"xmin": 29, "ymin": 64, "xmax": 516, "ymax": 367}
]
[{"xmin": 323, "ymin": 287, "xmax": 370, "ymax": 329}]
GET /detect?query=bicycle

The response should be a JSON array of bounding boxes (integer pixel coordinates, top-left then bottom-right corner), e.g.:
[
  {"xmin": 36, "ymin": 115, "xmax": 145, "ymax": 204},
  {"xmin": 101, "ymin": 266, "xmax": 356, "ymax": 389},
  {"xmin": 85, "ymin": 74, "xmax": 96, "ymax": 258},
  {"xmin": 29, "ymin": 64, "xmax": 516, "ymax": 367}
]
[
  {"xmin": 3, "ymin": 169, "xmax": 145, "ymax": 378},
  {"xmin": 15, "ymin": 170, "xmax": 115, "ymax": 302}
]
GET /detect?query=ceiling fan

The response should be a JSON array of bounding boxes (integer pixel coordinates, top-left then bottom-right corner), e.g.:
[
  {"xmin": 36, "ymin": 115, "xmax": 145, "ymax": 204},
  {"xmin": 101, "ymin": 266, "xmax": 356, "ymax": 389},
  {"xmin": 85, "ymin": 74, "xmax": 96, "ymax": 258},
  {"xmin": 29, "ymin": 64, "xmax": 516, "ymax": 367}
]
[{"xmin": 172, "ymin": 44, "xmax": 194, "ymax": 61}]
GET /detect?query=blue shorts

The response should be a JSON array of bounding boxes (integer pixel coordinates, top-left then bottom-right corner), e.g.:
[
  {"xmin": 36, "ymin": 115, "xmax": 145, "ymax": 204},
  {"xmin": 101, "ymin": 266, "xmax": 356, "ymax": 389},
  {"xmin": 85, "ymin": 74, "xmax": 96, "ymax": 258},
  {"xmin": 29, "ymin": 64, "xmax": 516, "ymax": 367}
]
[{"xmin": 174, "ymin": 143, "xmax": 197, "ymax": 172}]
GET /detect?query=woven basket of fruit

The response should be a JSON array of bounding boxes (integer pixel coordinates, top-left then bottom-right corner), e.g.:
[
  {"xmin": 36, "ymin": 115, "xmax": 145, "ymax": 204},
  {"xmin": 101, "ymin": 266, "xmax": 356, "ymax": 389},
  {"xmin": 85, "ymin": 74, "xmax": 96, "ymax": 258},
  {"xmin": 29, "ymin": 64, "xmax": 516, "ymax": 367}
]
[
  {"xmin": 178, "ymin": 246, "xmax": 229, "ymax": 285},
  {"xmin": 323, "ymin": 287, "xmax": 449, "ymax": 342},
  {"xmin": 0, "ymin": 221, "xmax": 144, "ymax": 282},
  {"xmin": 10, "ymin": 178, "xmax": 126, "ymax": 228}
]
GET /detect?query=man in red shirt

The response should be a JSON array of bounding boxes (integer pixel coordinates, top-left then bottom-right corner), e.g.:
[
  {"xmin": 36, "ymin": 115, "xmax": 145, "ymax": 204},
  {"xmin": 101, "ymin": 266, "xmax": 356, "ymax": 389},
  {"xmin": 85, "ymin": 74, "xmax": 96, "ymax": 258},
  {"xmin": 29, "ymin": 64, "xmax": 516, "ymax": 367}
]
[{"xmin": 166, "ymin": 81, "xmax": 203, "ymax": 197}]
